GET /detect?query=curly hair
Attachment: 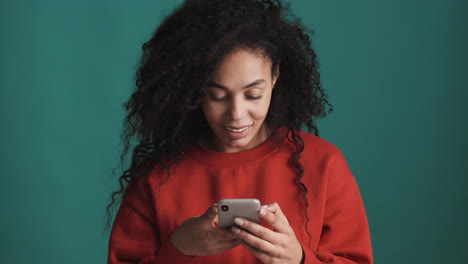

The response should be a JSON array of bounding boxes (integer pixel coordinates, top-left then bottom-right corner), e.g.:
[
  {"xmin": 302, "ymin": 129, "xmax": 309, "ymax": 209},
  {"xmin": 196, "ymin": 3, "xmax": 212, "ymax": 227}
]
[{"xmin": 105, "ymin": 0, "xmax": 333, "ymax": 242}]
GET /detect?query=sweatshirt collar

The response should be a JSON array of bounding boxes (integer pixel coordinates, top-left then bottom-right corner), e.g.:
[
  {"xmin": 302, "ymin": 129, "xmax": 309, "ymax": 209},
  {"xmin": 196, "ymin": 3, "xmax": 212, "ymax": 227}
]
[{"xmin": 186, "ymin": 128, "xmax": 288, "ymax": 166}]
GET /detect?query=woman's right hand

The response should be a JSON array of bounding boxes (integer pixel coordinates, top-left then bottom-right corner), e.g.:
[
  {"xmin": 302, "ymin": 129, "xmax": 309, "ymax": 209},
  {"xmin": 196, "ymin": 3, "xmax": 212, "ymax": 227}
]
[{"xmin": 170, "ymin": 204, "xmax": 240, "ymax": 256}]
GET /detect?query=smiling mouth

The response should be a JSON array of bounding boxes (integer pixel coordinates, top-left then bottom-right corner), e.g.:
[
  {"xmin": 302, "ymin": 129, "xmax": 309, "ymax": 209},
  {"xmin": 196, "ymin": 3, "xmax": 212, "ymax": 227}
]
[{"xmin": 224, "ymin": 125, "xmax": 252, "ymax": 133}]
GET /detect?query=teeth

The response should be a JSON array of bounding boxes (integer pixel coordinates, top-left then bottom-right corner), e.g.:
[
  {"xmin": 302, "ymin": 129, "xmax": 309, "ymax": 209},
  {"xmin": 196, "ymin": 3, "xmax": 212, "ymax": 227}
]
[{"xmin": 225, "ymin": 126, "xmax": 249, "ymax": 133}]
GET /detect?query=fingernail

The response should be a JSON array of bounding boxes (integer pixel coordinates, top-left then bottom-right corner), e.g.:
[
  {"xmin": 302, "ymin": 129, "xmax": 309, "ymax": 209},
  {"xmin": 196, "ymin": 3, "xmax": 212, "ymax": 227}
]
[
  {"xmin": 259, "ymin": 208, "xmax": 266, "ymax": 216},
  {"xmin": 261, "ymin": 205, "xmax": 268, "ymax": 210},
  {"xmin": 234, "ymin": 218, "xmax": 244, "ymax": 226},
  {"xmin": 231, "ymin": 226, "xmax": 241, "ymax": 234}
]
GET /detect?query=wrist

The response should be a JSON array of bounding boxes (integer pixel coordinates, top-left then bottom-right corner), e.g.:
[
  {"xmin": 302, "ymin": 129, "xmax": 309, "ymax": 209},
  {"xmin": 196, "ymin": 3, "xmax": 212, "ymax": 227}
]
[
  {"xmin": 170, "ymin": 231, "xmax": 195, "ymax": 257},
  {"xmin": 298, "ymin": 245, "xmax": 305, "ymax": 264},
  {"xmin": 169, "ymin": 232, "xmax": 184, "ymax": 254}
]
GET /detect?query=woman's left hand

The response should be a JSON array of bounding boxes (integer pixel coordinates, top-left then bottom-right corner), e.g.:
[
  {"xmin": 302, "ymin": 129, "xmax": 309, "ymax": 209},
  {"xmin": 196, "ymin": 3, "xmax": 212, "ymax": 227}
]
[{"xmin": 231, "ymin": 202, "xmax": 304, "ymax": 264}]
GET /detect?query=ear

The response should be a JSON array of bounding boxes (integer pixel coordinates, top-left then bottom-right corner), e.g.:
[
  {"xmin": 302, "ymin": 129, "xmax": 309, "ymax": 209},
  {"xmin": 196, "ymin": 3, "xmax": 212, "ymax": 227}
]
[{"xmin": 272, "ymin": 63, "xmax": 280, "ymax": 88}]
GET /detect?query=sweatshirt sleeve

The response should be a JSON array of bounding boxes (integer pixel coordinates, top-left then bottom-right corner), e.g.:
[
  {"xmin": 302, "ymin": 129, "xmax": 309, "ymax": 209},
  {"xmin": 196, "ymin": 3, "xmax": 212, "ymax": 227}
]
[
  {"xmin": 303, "ymin": 149, "xmax": 374, "ymax": 264},
  {"xmin": 107, "ymin": 177, "xmax": 197, "ymax": 264}
]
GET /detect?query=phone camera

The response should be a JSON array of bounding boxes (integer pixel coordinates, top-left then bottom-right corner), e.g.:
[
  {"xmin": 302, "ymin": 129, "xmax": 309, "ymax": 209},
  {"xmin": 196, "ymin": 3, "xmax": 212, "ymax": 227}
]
[{"xmin": 221, "ymin": 205, "xmax": 229, "ymax": 212}]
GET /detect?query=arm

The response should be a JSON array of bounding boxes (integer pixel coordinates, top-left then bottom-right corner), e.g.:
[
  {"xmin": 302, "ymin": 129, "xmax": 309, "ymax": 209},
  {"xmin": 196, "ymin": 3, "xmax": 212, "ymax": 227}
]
[
  {"xmin": 302, "ymin": 150, "xmax": 373, "ymax": 264},
  {"xmin": 231, "ymin": 150, "xmax": 373, "ymax": 264},
  {"xmin": 107, "ymin": 177, "xmax": 196, "ymax": 264}
]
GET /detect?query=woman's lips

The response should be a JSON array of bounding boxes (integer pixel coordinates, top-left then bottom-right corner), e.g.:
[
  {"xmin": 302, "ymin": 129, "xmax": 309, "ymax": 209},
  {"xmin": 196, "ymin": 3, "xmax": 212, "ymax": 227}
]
[{"xmin": 223, "ymin": 125, "xmax": 252, "ymax": 139}]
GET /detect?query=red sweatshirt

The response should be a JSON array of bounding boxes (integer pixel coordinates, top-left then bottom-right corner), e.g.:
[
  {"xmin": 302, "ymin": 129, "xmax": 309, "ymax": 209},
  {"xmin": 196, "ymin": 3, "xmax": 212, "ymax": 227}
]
[{"xmin": 108, "ymin": 131, "xmax": 373, "ymax": 263}]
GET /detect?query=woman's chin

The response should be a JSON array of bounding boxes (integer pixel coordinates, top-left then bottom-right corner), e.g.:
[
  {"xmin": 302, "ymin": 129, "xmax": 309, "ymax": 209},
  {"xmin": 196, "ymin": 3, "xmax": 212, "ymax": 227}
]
[{"xmin": 221, "ymin": 140, "xmax": 250, "ymax": 153}]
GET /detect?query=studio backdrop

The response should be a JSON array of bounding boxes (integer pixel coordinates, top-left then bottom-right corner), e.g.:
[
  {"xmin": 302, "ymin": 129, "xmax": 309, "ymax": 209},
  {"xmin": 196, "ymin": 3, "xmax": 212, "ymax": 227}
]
[{"xmin": 1, "ymin": 0, "xmax": 466, "ymax": 263}]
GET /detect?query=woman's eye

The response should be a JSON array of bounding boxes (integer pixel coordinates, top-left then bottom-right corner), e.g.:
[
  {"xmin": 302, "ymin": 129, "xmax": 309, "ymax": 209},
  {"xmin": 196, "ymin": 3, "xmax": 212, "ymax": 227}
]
[
  {"xmin": 210, "ymin": 95, "xmax": 227, "ymax": 102},
  {"xmin": 207, "ymin": 93, "xmax": 262, "ymax": 101},
  {"xmin": 246, "ymin": 95, "xmax": 263, "ymax": 100}
]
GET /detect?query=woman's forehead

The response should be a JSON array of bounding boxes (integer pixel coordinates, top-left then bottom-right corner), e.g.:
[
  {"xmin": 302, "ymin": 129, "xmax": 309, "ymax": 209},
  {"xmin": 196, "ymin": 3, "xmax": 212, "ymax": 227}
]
[{"xmin": 207, "ymin": 50, "xmax": 272, "ymax": 89}]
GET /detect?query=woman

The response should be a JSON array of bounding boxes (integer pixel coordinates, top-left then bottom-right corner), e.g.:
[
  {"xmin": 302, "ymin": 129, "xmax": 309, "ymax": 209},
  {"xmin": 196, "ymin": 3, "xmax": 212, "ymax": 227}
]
[{"xmin": 107, "ymin": 0, "xmax": 373, "ymax": 263}]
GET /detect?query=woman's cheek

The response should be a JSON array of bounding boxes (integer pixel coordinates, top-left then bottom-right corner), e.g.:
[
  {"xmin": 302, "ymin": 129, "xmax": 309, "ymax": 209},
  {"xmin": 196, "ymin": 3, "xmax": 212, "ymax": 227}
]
[
  {"xmin": 251, "ymin": 104, "xmax": 270, "ymax": 121},
  {"xmin": 203, "ymin": 103, "xmax": 225, "ymax": 123}
]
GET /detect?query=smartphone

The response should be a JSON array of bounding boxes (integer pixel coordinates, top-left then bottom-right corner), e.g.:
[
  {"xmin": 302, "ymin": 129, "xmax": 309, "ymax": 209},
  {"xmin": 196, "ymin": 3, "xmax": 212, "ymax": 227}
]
[{"xmin": 218, "ymin": 199, "xmax": 261, "ymax": 229}]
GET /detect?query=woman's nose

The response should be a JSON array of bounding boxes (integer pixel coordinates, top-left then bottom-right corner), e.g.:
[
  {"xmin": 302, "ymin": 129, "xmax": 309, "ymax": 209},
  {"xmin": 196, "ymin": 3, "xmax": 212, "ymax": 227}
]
[{"xmin": 228, "ymin": 99, "xmax": 246, "ymax": 121}]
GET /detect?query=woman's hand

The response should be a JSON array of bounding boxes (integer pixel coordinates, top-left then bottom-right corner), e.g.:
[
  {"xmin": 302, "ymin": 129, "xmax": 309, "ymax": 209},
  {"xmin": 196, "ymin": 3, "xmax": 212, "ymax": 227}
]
[
  {"xmin": 231, "ymin": 202, "xmax": 304, "ymax": 264},
  {"xmin": 170, "ymin": 204, "xmax": 240, "ymax": 256}
]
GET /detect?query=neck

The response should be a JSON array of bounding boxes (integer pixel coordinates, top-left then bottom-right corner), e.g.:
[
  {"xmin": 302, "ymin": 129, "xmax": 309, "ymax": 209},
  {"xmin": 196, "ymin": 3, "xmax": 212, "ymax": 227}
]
[{"xmin": 198, "ymin": 125, "xmax": 272, "ymax": 153}]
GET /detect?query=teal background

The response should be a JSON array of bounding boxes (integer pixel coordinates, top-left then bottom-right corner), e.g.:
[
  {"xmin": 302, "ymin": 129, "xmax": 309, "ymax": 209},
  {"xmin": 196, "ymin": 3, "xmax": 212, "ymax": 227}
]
[{"xmin": 1, "ymin": 0, "xmax": 466, "ymax": 263}]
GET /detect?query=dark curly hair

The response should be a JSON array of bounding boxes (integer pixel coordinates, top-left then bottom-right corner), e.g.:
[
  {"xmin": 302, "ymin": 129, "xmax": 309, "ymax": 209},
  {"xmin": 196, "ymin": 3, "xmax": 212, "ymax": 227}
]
[{"xmin": 105, "ymin": 0, "xmax": 333, "ymax": 244}]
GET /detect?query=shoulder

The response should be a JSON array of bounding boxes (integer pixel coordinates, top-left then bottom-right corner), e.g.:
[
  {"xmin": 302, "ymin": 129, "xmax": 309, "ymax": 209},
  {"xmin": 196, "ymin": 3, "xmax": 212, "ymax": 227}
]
[
  {"xmin": 298, "ymin": 131, "xmax": 356, "ymax": 190},
  {"xmin": 298, "ymin": 130, "xmax": 344, "ymax": 160}
]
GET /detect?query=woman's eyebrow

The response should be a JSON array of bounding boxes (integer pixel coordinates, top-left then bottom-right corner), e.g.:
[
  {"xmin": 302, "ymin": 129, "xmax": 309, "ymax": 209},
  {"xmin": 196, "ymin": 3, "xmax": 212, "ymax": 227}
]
[
  {"xmin": 207, "ymin": 79, "xmax": 265, "ymax": 90},
  {"xmin": 245, "ymin": 79, "xmax": 265, "ymax": 88}
]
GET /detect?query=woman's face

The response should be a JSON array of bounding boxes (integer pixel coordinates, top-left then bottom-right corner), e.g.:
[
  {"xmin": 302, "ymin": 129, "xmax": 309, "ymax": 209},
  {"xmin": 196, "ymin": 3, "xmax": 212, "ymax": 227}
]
[{"xmin": 201, "ymin": 49, "xmax": 278, "ymax": 153}]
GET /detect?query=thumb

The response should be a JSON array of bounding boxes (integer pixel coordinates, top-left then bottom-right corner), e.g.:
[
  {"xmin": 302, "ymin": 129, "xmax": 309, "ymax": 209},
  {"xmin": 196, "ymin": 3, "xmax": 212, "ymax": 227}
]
[{"xmin": 201, "ymin": 204, "xmax": 218, "ymax": 222}]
